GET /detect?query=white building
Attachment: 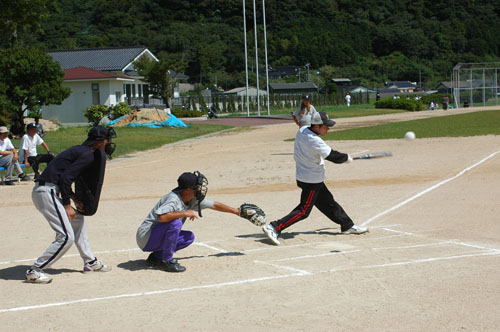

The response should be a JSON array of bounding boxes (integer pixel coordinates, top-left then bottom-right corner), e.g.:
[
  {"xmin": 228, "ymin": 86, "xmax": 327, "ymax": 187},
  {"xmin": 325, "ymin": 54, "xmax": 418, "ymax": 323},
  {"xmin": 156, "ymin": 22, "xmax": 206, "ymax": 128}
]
[{"xmin": 43, "ymin": 47, "xmax": 159, "ymax": 125}]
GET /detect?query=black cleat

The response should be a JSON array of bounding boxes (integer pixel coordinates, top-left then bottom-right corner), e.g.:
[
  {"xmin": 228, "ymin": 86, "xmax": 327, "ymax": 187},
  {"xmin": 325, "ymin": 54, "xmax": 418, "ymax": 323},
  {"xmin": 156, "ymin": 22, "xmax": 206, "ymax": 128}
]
[{"xmin": 160, "ymin": 259, "xmax": 186, "ymax": 273}]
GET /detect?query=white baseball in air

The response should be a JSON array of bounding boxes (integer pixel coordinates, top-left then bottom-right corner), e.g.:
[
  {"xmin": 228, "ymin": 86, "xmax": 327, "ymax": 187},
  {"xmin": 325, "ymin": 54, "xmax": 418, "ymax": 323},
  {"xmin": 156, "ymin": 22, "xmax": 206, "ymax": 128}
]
[{"xmin": 404, "ymin": 131, "xmax": 416, "ymax": 140}]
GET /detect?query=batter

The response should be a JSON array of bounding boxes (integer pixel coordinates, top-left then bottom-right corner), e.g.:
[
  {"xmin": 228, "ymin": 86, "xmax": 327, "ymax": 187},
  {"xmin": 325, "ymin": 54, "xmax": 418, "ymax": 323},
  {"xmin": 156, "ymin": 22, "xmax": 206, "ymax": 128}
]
[{"xmin": 262, "ymin": 112, "xmax": 368, "ymax": 245}]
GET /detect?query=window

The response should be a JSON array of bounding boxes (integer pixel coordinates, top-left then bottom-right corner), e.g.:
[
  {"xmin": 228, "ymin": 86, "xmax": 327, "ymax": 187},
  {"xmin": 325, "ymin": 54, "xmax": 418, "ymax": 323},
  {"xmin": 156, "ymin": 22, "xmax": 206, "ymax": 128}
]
[{"xmin": 92, "ymin": 83, "xmax": 100, "ymax": 105}]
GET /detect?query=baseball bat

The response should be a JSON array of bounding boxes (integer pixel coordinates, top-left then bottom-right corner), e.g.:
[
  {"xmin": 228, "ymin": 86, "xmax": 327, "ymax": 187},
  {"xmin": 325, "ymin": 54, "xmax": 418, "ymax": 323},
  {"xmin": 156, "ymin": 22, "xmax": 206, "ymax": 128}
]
[{"xmin": 353, "ymin": 151, "xmax": 392, "ymax": 160}]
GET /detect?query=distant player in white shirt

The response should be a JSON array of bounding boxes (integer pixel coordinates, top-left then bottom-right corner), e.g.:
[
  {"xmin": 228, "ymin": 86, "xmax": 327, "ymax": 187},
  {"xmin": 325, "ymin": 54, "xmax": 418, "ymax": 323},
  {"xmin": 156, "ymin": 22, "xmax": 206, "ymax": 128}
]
[
  {"xmin": 20, "ymin": 123, "xmax": 54, "ymax": 179},
  {"xmin": 262, "ymin": 112, "xmax": 368, "ymax": 245},
  {"xmin": 345, "ymin": 92, "xmax": 351, "ymax": 107}
]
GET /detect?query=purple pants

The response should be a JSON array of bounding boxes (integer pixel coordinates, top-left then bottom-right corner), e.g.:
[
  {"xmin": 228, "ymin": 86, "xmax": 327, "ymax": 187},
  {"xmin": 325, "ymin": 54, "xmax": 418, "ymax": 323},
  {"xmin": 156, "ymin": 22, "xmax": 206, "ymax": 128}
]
[{"xmin": 143, "ymin": 219, "xmax": 195, "ymax": 261}]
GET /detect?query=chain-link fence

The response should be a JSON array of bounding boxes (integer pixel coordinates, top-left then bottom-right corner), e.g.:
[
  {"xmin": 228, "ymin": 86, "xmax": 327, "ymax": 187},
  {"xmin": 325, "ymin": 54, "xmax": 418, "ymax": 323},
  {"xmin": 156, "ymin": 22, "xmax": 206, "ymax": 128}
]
[{"xmin": 452, "ymin": 62, "xmax": 500, "ymax": 108}]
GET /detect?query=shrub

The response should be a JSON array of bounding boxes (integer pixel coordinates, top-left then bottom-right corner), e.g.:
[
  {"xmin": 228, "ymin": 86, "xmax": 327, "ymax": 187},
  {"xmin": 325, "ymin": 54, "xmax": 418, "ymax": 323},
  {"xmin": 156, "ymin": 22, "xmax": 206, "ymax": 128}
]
[
  {"xmin": 375, "ymin": 98, "xmax": 424, "ymax": 112},
  {"xmin": 110, "ymin": 102, "xmax": 131, "ymax": 120},
  {"xmin": 171, "ymin": 109, "xmax": 204, "ymax": 118},
  {"xmin": 84, "ymin": 105, "xmax": 109, "ymax": 125}
]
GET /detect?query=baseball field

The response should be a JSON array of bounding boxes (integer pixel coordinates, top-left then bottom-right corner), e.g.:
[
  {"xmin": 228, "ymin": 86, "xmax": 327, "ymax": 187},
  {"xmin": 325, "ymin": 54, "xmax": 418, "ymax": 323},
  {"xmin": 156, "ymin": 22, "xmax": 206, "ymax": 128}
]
[{"xmin": 1, "ymin": 107, "xmax": 499, "ymax": 331}]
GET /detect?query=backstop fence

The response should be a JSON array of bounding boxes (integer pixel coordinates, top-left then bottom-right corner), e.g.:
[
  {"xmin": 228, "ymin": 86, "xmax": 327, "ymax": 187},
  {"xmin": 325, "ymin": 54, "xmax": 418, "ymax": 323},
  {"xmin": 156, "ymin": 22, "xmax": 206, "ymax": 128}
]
[{"xmin": 452, "ymin": 62, "xmax": 500, "ymax": 108}]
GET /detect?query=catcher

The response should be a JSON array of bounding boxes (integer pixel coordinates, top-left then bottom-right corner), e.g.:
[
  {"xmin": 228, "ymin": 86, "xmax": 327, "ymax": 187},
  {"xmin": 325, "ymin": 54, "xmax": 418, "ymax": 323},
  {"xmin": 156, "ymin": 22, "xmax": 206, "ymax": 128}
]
[
  {"xmin": 25, "ymin": 126, "xmax": 117, "ymax": 284},
  {"xmin": 136, "ymin": 171, "xmax": 266, "ymax": 273}
]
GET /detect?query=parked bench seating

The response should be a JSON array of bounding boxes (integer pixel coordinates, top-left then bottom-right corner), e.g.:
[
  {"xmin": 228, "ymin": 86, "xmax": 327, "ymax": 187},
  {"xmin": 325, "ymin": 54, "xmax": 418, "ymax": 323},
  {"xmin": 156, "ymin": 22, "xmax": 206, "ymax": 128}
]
[{"xmin": 0, "ymin": 163, "xmax": 26, "ymax": 184}]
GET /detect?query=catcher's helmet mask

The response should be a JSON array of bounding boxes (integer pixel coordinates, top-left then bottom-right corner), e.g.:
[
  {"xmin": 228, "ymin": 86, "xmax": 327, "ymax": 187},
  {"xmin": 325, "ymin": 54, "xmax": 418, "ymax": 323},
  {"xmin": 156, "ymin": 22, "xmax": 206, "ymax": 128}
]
[{"xmin": 174, "ymin": 171, "xmax": 208, "ymax": 217}]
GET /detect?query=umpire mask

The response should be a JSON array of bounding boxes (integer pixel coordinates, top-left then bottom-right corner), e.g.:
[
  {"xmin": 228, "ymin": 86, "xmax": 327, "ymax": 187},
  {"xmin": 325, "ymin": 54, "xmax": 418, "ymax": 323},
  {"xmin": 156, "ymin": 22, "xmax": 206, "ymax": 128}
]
[
  {"xmin": 83, "ymin": 126, "xmax": 117, "ymax": 158},
  {"xmin": 104, "ymin": 127, "xmax": 117, "ymax": 158}
]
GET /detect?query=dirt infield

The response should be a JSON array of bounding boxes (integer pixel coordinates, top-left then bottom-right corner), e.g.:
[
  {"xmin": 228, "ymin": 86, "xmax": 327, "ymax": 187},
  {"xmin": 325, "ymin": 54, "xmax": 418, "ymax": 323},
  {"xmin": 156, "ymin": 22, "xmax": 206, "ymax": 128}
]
[{"xmin": 1, "ymin": 108, "xmax": 499, "ymax": 331}]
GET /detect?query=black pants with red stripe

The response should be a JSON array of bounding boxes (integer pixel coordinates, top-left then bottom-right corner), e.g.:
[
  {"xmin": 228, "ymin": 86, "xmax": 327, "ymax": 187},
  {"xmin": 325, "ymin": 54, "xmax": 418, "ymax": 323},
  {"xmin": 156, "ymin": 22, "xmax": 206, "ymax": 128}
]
[{"xmin": 271, "ymin": 181, "xmax": 354, "ymax": 234}]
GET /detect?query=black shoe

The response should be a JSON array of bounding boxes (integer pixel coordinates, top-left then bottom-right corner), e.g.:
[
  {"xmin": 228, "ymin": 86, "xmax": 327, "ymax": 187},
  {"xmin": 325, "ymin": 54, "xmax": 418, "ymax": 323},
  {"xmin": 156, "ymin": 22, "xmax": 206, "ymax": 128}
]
[
  {"xmin": 146, "ymin": 253, "xmax": 162, "ymax": 267},
  {"xmin": 18, "ymin": 173, "xmax": 30, "ymax": 181},
  {"xmin": 160, "ymin": 259, "xmax": 186, "ymax": 273}
]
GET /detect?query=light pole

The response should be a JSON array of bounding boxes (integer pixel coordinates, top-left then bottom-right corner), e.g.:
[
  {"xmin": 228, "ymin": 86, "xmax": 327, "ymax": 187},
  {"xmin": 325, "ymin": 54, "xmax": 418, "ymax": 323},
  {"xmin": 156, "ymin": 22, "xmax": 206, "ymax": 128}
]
[
  {"xmin": 242, "ymin": 0, "xmax": 250, "ymax": 116},
  {"xmin": 262, "ymin": 0, "xmax": 270, "ymax": 116},
  {"xmin": 252, "ymin": 0, "xmax": 260, "ymax": 116},
  {"xmin": 305, "ymin": 63, "xmax": 310, "ymax": 81}
]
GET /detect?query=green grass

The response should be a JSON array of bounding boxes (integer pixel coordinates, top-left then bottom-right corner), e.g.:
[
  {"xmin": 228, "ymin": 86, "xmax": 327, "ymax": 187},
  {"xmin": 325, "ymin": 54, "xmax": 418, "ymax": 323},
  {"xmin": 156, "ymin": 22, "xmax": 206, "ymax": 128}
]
[
  {"xmin": 11, "ymin": 123, "xmax": 233, "ymax": 159},
  {"xmin": 327, "ymin": 110, "xmax": 500, "ymax": 140}
]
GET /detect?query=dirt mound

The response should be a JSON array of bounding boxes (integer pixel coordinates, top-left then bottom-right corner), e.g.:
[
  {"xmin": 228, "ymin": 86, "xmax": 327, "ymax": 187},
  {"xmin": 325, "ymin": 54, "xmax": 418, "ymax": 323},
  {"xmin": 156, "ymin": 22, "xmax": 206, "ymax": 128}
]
[
  {"xmin": 23, "ymin": 117, "xmax": 59, "ymax": 131},
  {"xmin": 113, "ymin": 108, "xmax": 170, "ymax": 127}
]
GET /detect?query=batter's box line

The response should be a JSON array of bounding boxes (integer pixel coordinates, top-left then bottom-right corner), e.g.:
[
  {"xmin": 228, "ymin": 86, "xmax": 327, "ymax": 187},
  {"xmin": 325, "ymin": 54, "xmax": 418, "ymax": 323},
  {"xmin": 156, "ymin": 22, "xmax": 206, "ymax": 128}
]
[
  {"xmin": 380, "ymin": 227, "xmax": 500, "ymax": 252},
  {"xmin": 0, "ymin": 272, "xmax": 308, "ymax": 314},
  {"xmin": 319, "ymin": 250, "xmax": 500, "ymax": 274},
  {"xmin": 253, "ymin": 260, "xmax": 313, "ymax": 275}
]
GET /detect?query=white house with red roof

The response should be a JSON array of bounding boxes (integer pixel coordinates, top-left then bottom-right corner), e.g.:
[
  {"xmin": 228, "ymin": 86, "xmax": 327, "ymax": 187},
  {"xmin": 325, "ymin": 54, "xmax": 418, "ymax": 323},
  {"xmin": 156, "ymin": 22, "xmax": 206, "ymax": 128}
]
[{"xmin": 42, "ymin": 46, "xmax": 159, "ymax": 124}]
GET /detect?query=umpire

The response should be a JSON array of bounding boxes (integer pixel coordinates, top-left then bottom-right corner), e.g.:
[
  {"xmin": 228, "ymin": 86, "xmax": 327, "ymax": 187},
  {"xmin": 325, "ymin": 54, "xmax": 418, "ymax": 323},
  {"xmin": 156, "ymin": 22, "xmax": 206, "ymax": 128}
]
[
  {"xmin": 262, "ymin": 112, "xmax": 368, "ymax": 245},
  {"xmin": 25, "ymin": 126, "xmax": 116, "ymax": 284}
]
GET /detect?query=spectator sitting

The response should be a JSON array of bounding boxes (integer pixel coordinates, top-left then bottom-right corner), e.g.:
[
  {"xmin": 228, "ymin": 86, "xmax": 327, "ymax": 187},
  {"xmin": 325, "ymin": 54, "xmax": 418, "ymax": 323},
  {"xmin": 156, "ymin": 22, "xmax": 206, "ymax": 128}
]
[
  {"xmin": 20, "ymin": 123, "xmax": 54, "ymax": 180},
  {"xmin": 9, "ymin": 119, "xmax": 25, "ymax": 139},
  {"xmin": 0, "ymin": 126, "xmax": 29, "ymax": 184},
  {"xmin": 34, "ymin": 117, "xmax": 47, "ymax": 137}
]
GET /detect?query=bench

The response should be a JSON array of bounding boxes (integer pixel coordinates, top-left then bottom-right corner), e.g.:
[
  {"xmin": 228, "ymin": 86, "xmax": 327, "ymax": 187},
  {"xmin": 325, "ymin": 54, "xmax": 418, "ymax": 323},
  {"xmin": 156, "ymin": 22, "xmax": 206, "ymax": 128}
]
[{"xmin": 0, "ymin": 163, "xmax": 26, "ymax": 184}]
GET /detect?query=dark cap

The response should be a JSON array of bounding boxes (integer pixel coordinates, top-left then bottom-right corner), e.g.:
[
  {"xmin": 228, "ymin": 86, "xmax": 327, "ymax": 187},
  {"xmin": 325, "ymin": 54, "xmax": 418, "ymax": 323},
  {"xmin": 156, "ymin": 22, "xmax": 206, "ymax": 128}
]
[
  {"xmin": 175, "ymin": 172, "xmax": 198, "ymax": 191},
  {"xmin": 311, "ymin": 111, "xmax": 336, "ymax": 127},
  {"xmin": 27, "ymin": 123, "xmax": 36, "ymax": 130},
  {"xmin": 302, "ymin": 95, "xmax": 310, "ymax": 100},
  {"xmin": 82, "ymin": 126, "xmax": 115, "ymax": 146}
]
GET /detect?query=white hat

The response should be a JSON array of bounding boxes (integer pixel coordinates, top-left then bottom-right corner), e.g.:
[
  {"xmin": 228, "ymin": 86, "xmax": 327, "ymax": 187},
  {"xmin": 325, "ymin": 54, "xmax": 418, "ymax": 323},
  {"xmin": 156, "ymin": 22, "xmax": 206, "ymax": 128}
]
[{"xmin": 0, "ymin": 126, "xmax": 9, "ymax": 134}]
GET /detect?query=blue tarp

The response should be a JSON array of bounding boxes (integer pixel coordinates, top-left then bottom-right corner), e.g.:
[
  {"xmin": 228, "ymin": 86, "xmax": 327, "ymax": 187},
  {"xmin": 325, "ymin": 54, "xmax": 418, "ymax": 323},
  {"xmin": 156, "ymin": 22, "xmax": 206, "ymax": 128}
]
[{"xmin": 108, "ymin": 111, "xmax": 189, "ymax": 128}]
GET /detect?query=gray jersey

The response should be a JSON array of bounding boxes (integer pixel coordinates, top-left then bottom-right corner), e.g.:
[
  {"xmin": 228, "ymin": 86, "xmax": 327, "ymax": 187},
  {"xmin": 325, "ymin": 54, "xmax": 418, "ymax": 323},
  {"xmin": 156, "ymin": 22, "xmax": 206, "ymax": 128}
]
[{"xmin": 136, "ymin": 191, "xmax": 214, "ymax": 249}]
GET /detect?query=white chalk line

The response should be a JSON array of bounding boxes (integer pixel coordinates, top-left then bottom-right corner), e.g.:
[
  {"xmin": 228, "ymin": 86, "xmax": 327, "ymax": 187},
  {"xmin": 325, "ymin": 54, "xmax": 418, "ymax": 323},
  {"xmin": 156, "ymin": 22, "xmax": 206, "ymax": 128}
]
[
  {"xmin": 194, "ymin": 242, "xmax": 227, "ymax": 253},
  {"xmin": 380, "ymin": 227, "xmax": 415, "ymax": 236},
  {"xmin": 0, "ymin": 248, "xmax": 141, "ymax": 265},
  {"xmin": 262, "ymin": 249, "xmax": 362, "ymax": 263},
  {"xmin": 360, "ymin": 150, "xmax": 500, "ymax": 227},
  {"xmin": 371, "ymin": 241, "xmax": 452, "ymax": 250},
  {"xmin": 0, "ymin": 272, "xmax": 307, "ymax": 314},
  {"xmin": 5, "ymin": 247, "xmax": 496, "ymax": 314},
  {"xmin": 0, "ymin": 242, "xmax": 225, "ymax": 265},
  {"xmin": 2, "ymin": 230, "xmax": 499, "ymax": 313},
  {"xmin": 321, "ymin": 251, "xmax": 500, "ymax": 274}
]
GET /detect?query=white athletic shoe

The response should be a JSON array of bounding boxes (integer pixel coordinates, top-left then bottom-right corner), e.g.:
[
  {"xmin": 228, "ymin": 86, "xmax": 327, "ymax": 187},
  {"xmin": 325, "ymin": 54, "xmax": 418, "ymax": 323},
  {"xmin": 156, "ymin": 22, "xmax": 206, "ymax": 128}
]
[
  {"xmin": 25, "ymin": 269, "xmax": 52, "ymax": 284},
  {"xmin": 83, "ymin": 258, "xmax": 112, "ymax": 273},
  {"xmin": 342, "ymin": 225, "xmax": 369, "ymax": 235},
  {"xmin": 262, "ymin": 224, "xmax": 280, "ymax": 245}
]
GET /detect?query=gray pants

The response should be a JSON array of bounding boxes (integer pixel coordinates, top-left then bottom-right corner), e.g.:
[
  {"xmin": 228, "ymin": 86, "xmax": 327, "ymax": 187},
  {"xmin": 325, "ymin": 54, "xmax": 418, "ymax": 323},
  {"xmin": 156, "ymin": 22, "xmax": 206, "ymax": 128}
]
[
  {"xmin": 0, "ymin": 154, "xmax": 14, "ymax": 179},
  {"xmin": 31, "ymin": 183, "xmax": 95, "ymax": 270}
]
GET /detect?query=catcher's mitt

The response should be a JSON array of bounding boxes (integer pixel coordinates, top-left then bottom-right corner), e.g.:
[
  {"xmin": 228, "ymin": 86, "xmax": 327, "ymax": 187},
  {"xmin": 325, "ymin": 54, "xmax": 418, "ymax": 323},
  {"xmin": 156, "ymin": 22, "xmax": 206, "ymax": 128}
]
[{"xmin": 239, "ymin": 203, "xmax": 267, "ymax": 226}]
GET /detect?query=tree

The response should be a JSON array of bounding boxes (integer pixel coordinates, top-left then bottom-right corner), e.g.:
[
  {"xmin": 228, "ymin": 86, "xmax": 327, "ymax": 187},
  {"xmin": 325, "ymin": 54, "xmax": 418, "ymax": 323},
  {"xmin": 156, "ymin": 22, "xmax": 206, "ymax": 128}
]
[
  {"xmin": 0, "ymin": 0, "xmax": 49, "ymax": 47},
  {"xmin": 0, "ymin": 46, "xmax": 70, "ymax": 122},
  {"xmin": 134, "ymin": 56, "xmax": 187, "ymax": 109}
]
